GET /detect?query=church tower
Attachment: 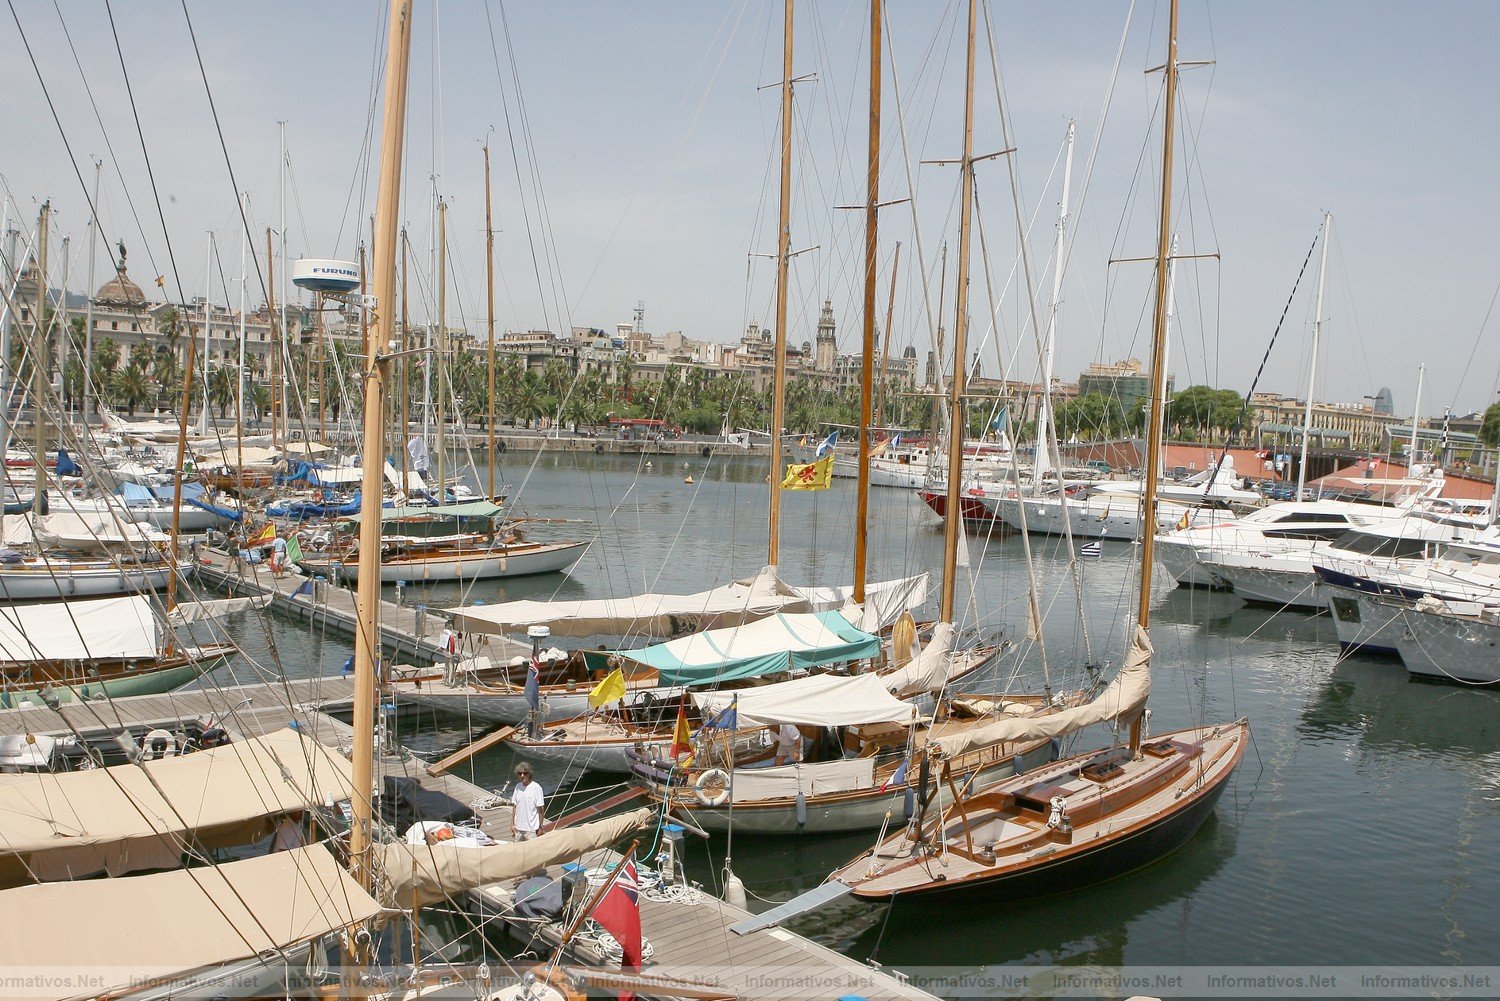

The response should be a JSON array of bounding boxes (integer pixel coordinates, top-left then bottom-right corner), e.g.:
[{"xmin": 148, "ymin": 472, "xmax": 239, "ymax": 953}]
[{"xmin": 815, "ymin": 298, "xmax": 836, "ymax": 373}]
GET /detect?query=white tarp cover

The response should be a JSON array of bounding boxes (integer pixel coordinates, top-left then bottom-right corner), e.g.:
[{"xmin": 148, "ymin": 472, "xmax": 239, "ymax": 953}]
[
  {"xmin": 309, "ymin": 465, "xmax": 364, "ymax": 486},
  {"xmin": 730, "ymin": 757, "xmax": 876, "ymax": 803},
  {"xmin": 879, "ymin": 621, "xmax": 956, "ymax": 698},
  {"xmin": 695, "ymin": 672, "xmax": 917, "ymax": 728},
  {"xmin": 34, "ymin": 510, "xmax": 167, "ymax": 548},
  {"xmin": 378, "ymin": 806, "xmax": 654, "ymax": 908},
  {"xmin": 192, "ymin": 443, "xmax": 281, "ymax": 466},
  {"xmin": 0, "ymin": 594, "xmax": 159, "ymax": 662},
  {"xmin": 167, "ymin": 594, "xmax": 270, "ymax": 626},
  {"xmin": 931, "ymin": 626, "xmax": 1154, "ymax": 759},
  {"xmin": 801, "ymin": 572, "xmax": 930, "ymax": 632},
  {"xmin": 448, "ymin": 565, "xmax": 803, "ymax": 638},
  {"xmin": 385, "ymin": 460, "xmax": 430, "ymax": 494},
  {"xmin": 0, "ymin": 513, "xmax": 35, "ymax": 545},
  {"xmin": 0, "ymin": 844, "xmax": 380, "ymax": 1001},
  {"xmin": 447, "ymin": 565, "xmax": 929, "ymax": 639},
  {"xmin": 0, "ymin": 728, "xmax": 353, "ymax": 887}
]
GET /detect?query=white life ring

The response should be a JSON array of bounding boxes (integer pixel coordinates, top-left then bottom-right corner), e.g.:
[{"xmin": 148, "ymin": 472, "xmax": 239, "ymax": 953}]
[{"xmin": 693, "ymin": 768, "xmax": 731, "ymax": 807}]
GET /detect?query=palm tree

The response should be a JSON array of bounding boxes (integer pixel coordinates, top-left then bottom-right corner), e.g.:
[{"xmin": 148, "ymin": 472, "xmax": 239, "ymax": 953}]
[
  {"xmin": 208, "ymin": 366, "xmax": 235, "ymax": 419},
  {"xmin": 115, "ymin": 364, "xmax": 150, "ymax": 415}
]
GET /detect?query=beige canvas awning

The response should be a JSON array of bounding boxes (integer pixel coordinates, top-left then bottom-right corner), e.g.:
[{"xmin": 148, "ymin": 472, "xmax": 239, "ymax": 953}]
[
  {"xmin": 0, "ymin": 844, "xmax": 379, "ymax": 1001},
  {"xmin": 0, "ymin": 728, "xmax": 352, "ymax": 887},
  {"xmin": 378, "ymin": 806, "xmax": 655, "ymax": 908}
]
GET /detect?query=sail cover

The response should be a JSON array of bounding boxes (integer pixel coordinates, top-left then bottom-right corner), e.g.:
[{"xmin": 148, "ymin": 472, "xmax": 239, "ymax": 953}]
[
  {"xmin": 0, "ymin": 844, "xmax": 379, "ymax": 1001},
  {"xmin": 694, "ymin": 672, "xmax": 916, "ymax": 727},
  {"xmin": 618, "ymin": 610, "xmax": 881, "ymax": 686},
  {"xmin": 878, "ymin": 620, "xmax": 956, "ymax": 698},
  {"xmin": 0, "ymin": 728, "xmax": 353, "ymax": 888},
  {"xmin": 0, "ymin": 594, "xmax": 159, "ymax": 663},
  {"xmin": 447, "ymin": 566, "xmax": 928, "ymax": 639},
  {"xmin": 929, "ymin": 626, "xmax": 1154, "ymax": 759},
  {"xmin": 378, "ymin": 806, "xmax": 655, "ymax": 909}
]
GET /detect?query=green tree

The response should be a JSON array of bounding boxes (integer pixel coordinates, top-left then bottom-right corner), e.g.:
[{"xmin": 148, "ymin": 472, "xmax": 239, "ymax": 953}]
[
  {"xmin": 1480, "ymin": 402, "xmax": 1500, "ymax": 448},
  {"xmin": 115, "ymin": 364, "xmax": 150, "ymax": 415}
]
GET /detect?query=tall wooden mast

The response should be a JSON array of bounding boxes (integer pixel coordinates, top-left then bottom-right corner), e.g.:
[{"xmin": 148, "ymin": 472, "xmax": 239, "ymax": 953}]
[
  {"xmin": 938, "ymin": 0, "xmax": 979, "ymax": 624},
  {"xmin": 435, "ymin": 198, "xmax": 447, "ymax": 501},
  {"xmin": 767, "ymin": 0, "xmax": 794, "ymax": 567},
  {"xmin": 1136, "ymin": 0, "xmax": 1180, "ymax": 636},
  {"xmin": 349, "ymin": 0, "xmax": 414, "ymax": 929},
  {"xmin": 853, "ymin": 0, "xmax": 882, "ymax": 604}
]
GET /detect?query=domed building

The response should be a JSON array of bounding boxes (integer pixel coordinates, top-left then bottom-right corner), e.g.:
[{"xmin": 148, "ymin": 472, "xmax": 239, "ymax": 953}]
[{"xmin": 95, "ymin": 242, "xmax": 147, "ymax": 307}]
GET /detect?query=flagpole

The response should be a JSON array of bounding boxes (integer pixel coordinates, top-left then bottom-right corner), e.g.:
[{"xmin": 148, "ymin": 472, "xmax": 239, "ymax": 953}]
[{"xmin": 553, "ymin": 840, "xmax": 641, "ymax": 962}]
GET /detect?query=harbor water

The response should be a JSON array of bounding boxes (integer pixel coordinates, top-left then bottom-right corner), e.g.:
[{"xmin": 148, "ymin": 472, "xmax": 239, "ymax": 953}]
[{"xmin": 197, "ymin": 451, "xmax": 1500, "ymax": 997}]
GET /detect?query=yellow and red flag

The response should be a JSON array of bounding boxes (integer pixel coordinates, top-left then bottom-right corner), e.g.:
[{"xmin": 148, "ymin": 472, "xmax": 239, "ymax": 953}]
[
  {"xmin": 246, "ymin": 522, "xmax": 276, "ymax": 546},
  {"xmin": 668, "ymin": 697, "xmax": 693, "ymax": 760},
  {"xmin": 781, "ymin": 455, "xmax": 833, "ymax": 491}
]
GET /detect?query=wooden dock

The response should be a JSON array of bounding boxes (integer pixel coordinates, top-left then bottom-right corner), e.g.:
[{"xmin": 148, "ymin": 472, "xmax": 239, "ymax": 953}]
[
  {"xmin": 0, "ymin": 674, "xmax": 935, "ymax": 1000},
  {"xmin": 195, "ymin": 548, "xmax": 529, "ymax": 665}
]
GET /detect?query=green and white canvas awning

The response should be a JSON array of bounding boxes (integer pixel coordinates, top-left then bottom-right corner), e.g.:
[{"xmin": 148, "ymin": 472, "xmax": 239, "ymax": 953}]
[{"xmin": 616, "ymin": 610, "xmax": 881, "ymax": 686}]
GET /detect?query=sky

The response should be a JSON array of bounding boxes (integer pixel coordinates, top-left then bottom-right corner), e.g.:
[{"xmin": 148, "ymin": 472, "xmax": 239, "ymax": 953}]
[{"xmin": 3, "ymin": 1, "xmax": 1499, "ymax": 417}]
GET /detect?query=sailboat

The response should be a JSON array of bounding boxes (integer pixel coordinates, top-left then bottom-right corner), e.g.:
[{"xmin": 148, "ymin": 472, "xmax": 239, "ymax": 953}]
[{"xmin": 818, "ymin": 0, "xmax": 1248, "ymax": 902}]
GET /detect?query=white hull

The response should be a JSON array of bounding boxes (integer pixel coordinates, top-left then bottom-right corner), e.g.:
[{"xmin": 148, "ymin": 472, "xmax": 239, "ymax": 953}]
[
  {"xmin": 1155, "ymin": 537, "xmax": 1220, "ymax": 588},
  {"xmin": 1390, "ymin": 602, "xmax": 1500, "ymax": 684},
  {"xmin": 1326, "ymin": 587, "xmax": 1407, "ymax": 656},
  {"xmin": 0, "ymin": 560, "xmax": 188, "ymax": 601},
  {"xmin": 1204, "ymin": 562, "xmax": 1322, "ymax": 610},
  {"xmin": 131, "ymin": 504, "xmax": 228, "ymax": 532},
  {"xmin": 683, "ymin": 741, "xmax": 1054, "ymax": 834},
  {"xmin": 985, "ymin": 494, "xmax": 1146, "ymax": 541},
  {"xmin": 310, "ymin": 540, "xmax": 587, "ymax": 583},
  {"xmin": 398, "ymin": 687, "xmax": 592, "ymax": 724}
]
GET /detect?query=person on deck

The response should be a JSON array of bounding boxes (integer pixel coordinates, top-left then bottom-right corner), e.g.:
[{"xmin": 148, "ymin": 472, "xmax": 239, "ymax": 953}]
[
  {"xmin": 774, "ymin": 723, "xmax": 804, "ymax": 765},
  {"xmin": 511, "ymin": 763, "xmax": 545, "ymax": 841}
]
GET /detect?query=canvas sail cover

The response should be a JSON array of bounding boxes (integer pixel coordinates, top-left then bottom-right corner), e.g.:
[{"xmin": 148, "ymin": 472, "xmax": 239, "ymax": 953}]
[
  {"xmin": 377, "ymin": 806, "xmax": 655, "ymax": 908},
  {"xmin": 0, "ymin": 844, "xmax": 379, "ymax": 1001},
  {"xmin": 878, "ymin": 620, "xmax": 957, "ymax": 698},
  {"xmin": 167, "ymin": 594, "xmax": 270, "ymax": 626},
  {"xmin": 800, "ymin": 572, "xmax": 930, "ymax": 632},
  {"xmin": 694, "ymin": 672, "xmax": 917, "ymax": 727},
  {"xmin": 929, "ymin": 626, "xmax": 1154, "ymax": 759},
  {"xmin": 618, "ymin": 610, "xmax": 882, "ymax": 686},
  {"xmin": 0, "ymin": 594, "xmax": 159, "ymax": 663},
  {"xmin": 446, "ymin": 565, "xmax": 928, "ymax": 640},
  {"xmin": 0, "ymin": 728, "xmax": 353, "ymax": 887},
  {"xmin": 191, "ymin": 443, "xmax": 281, "ymax": 466}
]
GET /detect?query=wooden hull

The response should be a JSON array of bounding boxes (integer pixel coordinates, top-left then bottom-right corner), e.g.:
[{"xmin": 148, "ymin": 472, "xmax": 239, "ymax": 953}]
[
  {"xmin": 0, "ymin": 647, "xmax": 231, "ymax": 708},
  {"xmin": 305, "ymin": 539, "xmax": 587, "ymax": 583},
  {"xmin": 390, "ymin": 677, "xmax": 668, "ymax": 725},
  {"xmin": 836, "ymin": 720, "xmax": 1248, "ymax": 901},
  {"xmin": 0, "ymin": 560, "xmax": 190, "ymax": 601}
]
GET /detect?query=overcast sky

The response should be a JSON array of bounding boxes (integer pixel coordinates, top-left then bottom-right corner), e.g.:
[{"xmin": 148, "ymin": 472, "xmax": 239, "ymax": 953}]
[{"xmin": 3, "ymin": 1, "xmax": 1498, "ymax": 416}]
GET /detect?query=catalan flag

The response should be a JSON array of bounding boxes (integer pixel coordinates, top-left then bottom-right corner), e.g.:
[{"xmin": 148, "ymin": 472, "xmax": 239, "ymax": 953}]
[{"xmin": 781, "ymin": 455, "xmax": 833, "ymax": 491}]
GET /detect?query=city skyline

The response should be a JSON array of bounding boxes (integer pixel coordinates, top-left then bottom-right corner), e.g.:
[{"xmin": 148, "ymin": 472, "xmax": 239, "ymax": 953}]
[{"xmin": 3, "ymin": 2, "xmax": 1498, "ymax": 418}]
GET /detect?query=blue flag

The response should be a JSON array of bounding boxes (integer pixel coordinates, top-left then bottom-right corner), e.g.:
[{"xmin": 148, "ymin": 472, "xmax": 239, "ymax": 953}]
[
  {"xmin": 703, "ymin": 698, "xmax": 738, "ymax": 730},
  {"xmin": 815, "ymin": 431, "xmax": 839, "ymax": 458},
  {"xmin": 524, "ymin": 654, "xmax": 541, "ymax": 711}
]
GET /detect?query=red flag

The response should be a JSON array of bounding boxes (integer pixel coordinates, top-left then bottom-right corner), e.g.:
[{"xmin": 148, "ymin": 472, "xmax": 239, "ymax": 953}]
[
  {"xmin": 592, "ymin": 855, "xmax": 642, "ymax": 998},
  {"xmin": 668, "ymin": 698, "xmax": 692, "ymax": 760}
]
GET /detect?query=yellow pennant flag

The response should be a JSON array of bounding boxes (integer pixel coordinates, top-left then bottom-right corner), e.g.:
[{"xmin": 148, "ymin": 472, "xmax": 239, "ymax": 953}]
[
  {"xmin": 246, "ymin": 522, "xmax": 276, "ymax": 546},
  {"xmin": 588, "ymin": 667, "xmax": 627, "ymax": 708},
  {"xmin": 781, "ymin": 455, "xmax": 833, "ymax": 491}
]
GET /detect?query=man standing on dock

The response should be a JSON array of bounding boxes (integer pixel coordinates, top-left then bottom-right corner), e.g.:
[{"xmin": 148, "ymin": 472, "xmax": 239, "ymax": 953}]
[{"xmin": 511, "ymin": 762, "xmax": 545, "ymax": 841}]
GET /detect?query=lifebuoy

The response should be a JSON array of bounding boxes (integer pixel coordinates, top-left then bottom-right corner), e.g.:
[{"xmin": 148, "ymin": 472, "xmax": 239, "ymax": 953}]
[{"xmin": 693, "ymin": 767, "xmax": 731, "ymax": 807}]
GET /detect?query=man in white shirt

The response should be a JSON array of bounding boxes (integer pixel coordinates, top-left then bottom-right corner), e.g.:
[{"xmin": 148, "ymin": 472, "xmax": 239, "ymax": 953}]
[
  {"xmin": 774, "ymin": 723, "xmax": 803, "ymax": 765},
  {"xmin": 511, "ymin": 763, "xmax": 545, "ymax": 840}
]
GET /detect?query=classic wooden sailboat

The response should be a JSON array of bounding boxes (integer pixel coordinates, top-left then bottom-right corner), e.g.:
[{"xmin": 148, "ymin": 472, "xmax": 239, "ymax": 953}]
[{"xmin": 818, "ymin": 0, "xmax": 1248, "ymax": 902}]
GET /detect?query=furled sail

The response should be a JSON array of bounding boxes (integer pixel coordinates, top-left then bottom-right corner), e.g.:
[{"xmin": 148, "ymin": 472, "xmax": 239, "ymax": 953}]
[
  {"xmin": 377, "ymin": 806, "xmax": 655, "ymax": 908},
  {"xmin": 929, "ymin": 626, "xmax": 1153, "ymax": 760},
  {"xmin": 878, "ymin": 620, "xmax": 957, "ymax": 698}
]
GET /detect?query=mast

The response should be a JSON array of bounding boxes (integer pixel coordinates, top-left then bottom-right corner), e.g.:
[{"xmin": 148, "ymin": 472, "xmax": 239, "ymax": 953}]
[
  {"xmin": 1297, "ymin": 212, "xmax": 1332, "ymax": 500},
  {"xmin": 83, "ymin": 160, "xmax": 100, "ymax": 428},
  {"xmin": 31, "ymin": 202, "xmax": 49, "ymax": 515},
  {"xmin": 1409, "ymin": 363, "xmax": 1424, "ymax": 467},
  {"xmin": 57, "ymin": 236, "xmax": 70, "ymax": 417},
  {"xmin": 236, "ymin": 194, "xmax": 248, "ymax": 486},
  {"xmin": 853, "ymin": 0, "xmax": 881, "ymax": 604},
  {"xmin": 200, "ymin": 233, "xmax": 213, "ymax": 436},
  {"xmin": 1132, "ymin": 0, "xmax": 1181, "ymax": 752},
  {"xmin": 400, "ymin": 230, "xmax": 410, "ymax": 489},
  {"xmin": 876, "ymin": 241, "xmax": 900, "ymax": 428},
  {"xmin": 938, "ymin": 0, "xmax": 978, "ymax": 624},
  {"xmin": 266, "ymin": 228, "xmax": 279, "ymax": 451},
  {"xmin": 316, "ymin": 290, "xmax": 327, "ymax": 443},
  {"xmin": 1031, "ymin": 121, "xmax": 1075, "ymax": 493},
  {"xmin": 435, "ymin": 197, "xmax": 447, "ymax": 501},
  {"xmin": 164, "ymin": 312, "xmax": 198, "ymax": 633},
  {"xmin": 0, "ymin": 206, "xmax": 15, "ymax": 460},
  {"xmin": 767, "ymin": 0, "xmax": 794, "ymax": 567},
  {"xmin": 278, "ymin": 120, "xmax": 289, "ymax": 436},
  {"xmin": 349, "ymin": 0, "xmax": 413, "ymax": 925},
  {"xmin": 485, "ymin": 144, "xmax": 497, "ymax": 502}
]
